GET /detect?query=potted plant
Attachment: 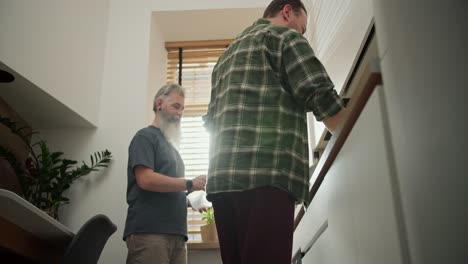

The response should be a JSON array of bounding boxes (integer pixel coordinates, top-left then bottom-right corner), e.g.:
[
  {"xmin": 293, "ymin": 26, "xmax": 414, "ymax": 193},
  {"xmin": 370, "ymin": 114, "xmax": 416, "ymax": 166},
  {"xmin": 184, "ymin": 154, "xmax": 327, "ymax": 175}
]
[
  {"xmin": 200, "ymin": 207, "xmax": 218, "ymax": 242},
  {"xmin": 0, "ymin": 116, "xmax": 112, "ymax": 220}
]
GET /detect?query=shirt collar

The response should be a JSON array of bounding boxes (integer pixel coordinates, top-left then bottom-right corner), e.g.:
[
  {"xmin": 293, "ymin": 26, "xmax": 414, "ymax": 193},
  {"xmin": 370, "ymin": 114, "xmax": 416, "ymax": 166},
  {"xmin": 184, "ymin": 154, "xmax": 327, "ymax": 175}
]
[{"xmin": 253, "ymin": 18, "xmax": 271, "ymax": 26}]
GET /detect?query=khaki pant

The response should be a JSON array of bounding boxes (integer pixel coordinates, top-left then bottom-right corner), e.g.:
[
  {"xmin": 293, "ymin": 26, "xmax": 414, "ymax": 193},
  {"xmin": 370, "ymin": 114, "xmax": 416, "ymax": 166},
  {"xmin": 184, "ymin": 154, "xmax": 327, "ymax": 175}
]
[{"xmin": 126, "ymin": 234, "xmax": 187, "ymax": 264}]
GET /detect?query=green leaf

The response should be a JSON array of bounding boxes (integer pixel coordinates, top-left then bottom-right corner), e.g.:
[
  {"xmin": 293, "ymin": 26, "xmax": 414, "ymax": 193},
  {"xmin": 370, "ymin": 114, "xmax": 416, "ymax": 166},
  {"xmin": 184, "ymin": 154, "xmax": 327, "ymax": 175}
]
[
  {"xmin": 201, "ymin": 207, "xmax": 215, "ymax": 225},
  {"xmin": 1, "ymin": 114, "xmax": 113, "ymax": 216}
]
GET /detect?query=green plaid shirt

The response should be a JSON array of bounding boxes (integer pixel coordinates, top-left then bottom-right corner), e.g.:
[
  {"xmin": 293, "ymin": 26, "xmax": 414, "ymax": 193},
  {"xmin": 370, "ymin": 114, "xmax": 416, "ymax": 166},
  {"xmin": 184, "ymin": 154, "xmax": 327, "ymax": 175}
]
[{"xmin": 203, "ymin": 18, "xmax": 344, "ymax": 204}]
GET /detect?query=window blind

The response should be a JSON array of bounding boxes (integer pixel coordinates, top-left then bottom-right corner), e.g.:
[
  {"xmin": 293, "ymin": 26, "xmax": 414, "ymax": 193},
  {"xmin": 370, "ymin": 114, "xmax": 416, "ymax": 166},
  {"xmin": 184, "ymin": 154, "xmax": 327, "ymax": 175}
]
[
  {"xmin": 165, "ymin": 40, "xmax": 232, "ymax": 179},
  {"xmin": 180, "ymin": 116, "xmax": 209, "ymax": 179}
]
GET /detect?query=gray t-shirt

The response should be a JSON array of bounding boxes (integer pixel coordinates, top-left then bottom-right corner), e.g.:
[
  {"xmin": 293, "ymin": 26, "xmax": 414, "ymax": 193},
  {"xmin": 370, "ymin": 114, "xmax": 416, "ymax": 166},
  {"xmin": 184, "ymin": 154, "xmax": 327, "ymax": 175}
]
[{"xmin": 123, "ymin": 126, "xmax": 187, "ymax": 241}]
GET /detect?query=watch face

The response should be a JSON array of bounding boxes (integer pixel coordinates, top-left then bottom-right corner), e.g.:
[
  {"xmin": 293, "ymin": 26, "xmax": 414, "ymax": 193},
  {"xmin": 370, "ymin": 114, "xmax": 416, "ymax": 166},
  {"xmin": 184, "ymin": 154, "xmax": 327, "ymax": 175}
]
[{"xmin": 187, "ymin": 180, "xmax": 193, "ymax": 189}]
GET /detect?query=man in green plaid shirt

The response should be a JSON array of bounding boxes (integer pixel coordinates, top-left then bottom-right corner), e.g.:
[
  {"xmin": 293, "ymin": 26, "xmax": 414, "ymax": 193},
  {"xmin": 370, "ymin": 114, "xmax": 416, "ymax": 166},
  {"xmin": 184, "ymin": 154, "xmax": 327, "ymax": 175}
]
[{"xmin": 203, "ymin": 1, "xmax": 346, "ymax": 263}]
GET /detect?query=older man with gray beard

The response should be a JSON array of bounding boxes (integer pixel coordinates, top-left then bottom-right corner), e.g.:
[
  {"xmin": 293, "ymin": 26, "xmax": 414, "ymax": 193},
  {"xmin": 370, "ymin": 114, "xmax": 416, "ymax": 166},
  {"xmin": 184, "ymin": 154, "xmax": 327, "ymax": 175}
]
[{"xmin": 124, "ymin": 83, "xmax": 207, "ymax": 264}]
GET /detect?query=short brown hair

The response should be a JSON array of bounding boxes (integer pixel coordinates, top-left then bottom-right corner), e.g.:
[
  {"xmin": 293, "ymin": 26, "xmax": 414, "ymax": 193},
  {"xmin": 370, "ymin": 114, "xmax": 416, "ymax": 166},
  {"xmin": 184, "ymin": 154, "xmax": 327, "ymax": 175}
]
[{"xmin": 263, "ymin": 0, "xmax": 307, "ymax": 18}]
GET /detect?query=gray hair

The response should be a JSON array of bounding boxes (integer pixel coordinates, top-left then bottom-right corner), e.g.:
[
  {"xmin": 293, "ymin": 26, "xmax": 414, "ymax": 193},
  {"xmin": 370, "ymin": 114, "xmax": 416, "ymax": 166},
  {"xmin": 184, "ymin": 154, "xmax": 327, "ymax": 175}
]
[{"xmin": 153, "ymin": 83, "xmax": 185, "ymax": 112}]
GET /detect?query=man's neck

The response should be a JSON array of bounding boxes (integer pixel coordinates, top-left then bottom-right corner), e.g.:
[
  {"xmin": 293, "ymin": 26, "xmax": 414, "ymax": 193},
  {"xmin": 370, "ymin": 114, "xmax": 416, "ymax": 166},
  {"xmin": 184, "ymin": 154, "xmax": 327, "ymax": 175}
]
[
  {"xmin": 152, "ymin": 116, "xmax": 159, "ymax": 128},
  {"xmin": 266, "ymin": 16, "xmax": 288, "ymax": 28}
]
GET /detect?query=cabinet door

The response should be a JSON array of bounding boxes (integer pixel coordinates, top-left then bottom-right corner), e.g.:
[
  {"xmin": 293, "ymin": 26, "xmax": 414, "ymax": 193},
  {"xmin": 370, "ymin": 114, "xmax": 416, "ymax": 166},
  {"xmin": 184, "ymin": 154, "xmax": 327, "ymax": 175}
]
[
  {"xmin": 301, "ymin": 228, "xmax": 332, "ymax": 264},
  {"xmin": 293, "ymin": 173, "xmax": 330, "ymax": 256}
]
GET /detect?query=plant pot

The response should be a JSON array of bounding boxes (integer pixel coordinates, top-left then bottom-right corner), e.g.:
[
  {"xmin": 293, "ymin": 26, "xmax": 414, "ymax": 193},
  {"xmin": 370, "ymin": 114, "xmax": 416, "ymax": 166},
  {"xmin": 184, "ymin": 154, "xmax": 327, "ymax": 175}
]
[{"xmin": 200, "ymin": 223, "xmax": 218, "ymax": 242}]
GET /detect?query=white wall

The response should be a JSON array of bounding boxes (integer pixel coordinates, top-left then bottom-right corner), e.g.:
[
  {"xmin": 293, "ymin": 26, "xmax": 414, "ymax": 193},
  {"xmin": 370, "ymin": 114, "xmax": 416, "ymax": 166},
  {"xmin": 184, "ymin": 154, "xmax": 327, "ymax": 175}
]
[
  {"xmin": 302, "ymin": 0, "xmax": 373, "ymax": 148},
  {"xmin": 0, "ymin": 0, "xmax": 109, "ymax": 125},
  {"xmin": 372, "ymin": 1, "xmax": 468, "ymax": 263},
  {"xmin": 152, "ymin": 0, "xmax": 269, "ymax": 11},
  {"xmin": 146, "ymin": 15, "xmax": 168, "ymax": 124},
  {"xmin": 37, "ymin": 0, "xmax": 154, "ymax": 263}
]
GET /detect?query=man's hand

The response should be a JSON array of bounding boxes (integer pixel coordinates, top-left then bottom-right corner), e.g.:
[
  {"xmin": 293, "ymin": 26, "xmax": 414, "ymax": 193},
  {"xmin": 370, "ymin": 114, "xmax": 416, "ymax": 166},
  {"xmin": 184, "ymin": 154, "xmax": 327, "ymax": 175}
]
[
  {"xmin": 191, "ymin": 175, "xmax": 207, "ymax": 191},
  {"xmin": 323, "ymin": 108, "xmax": 347, "ymax": 134}
]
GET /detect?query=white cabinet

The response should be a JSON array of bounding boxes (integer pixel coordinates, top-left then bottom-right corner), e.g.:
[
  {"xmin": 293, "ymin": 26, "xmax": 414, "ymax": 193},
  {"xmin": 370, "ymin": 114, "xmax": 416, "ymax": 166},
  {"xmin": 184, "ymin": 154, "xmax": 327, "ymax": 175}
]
[
  {"xmin": 294, "ymin": 88, "xmax": 403, "ymax": 264},
  {"xmin": 372, "ymin": 2, "xmax": 468, "ymax": 263}
]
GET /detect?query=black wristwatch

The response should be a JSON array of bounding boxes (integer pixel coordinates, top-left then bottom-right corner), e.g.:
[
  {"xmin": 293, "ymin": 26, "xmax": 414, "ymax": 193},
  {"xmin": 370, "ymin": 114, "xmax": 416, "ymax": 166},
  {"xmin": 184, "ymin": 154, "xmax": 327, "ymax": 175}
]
[{"xmin": 186, "ymin": 179, "xmax": 193, "ymax": 191}]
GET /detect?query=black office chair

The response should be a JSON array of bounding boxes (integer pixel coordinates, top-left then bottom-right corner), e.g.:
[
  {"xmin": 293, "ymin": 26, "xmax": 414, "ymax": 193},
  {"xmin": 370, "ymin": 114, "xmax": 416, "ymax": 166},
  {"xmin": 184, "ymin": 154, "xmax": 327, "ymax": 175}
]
[{"xmin": 60, "ymin": 214, "xmax": 117, "ymax": 264}]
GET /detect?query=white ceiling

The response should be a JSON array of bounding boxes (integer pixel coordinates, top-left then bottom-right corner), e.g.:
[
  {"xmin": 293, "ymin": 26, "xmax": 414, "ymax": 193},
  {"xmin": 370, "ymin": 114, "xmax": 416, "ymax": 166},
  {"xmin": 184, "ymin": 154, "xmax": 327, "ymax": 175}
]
[{"xmin": 153, "ymin": 8, "xmax": 265, "ymax": 42}]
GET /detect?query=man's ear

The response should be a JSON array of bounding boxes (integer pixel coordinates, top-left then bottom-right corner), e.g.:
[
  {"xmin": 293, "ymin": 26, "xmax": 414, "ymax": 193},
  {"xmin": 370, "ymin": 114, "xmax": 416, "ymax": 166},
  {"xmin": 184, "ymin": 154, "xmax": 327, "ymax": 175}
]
[
  {"xmin": 281, "ymin": 4, "xmax": 293, "ymax": 21},
  {"xmin": 156, "ymin": 98, "xmax": 163, "ymax": 111}
]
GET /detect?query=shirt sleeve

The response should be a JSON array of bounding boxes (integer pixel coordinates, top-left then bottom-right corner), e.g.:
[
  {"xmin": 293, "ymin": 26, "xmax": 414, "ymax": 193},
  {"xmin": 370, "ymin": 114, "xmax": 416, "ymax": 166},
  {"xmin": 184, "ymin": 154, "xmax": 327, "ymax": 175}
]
[
  {"xmin": 128, "ymin": 133, "xmax": 156, "ymax": 172},
  {"xmin": 203, "ymin": 63, "xmax": 220, "ymax": 132},
  {"xmin": 281, "ymin": 32, "xmax": 344, "ymax": 121}
]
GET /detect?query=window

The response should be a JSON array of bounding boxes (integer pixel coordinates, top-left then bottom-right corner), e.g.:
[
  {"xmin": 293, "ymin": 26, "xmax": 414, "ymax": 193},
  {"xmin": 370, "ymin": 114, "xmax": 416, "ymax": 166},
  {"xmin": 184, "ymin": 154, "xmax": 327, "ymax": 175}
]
[
  {"xmin": 165, "ymin": 40, "xmax": 231, "ymax": 246},
  {"xmin": 187, "ymin": 208, "xmax": 204, "ymax": 241},
  {"xmin": 165, "ymin": 40, "xmax": 232, "ymax": 179}
]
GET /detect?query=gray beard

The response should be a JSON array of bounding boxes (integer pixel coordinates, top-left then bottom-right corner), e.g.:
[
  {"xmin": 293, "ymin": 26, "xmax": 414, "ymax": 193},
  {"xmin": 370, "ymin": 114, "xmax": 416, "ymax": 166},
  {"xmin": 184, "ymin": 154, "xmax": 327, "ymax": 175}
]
[{"xmin": 157, "ymin": 112, "xmax": 181, "ymax": 149}]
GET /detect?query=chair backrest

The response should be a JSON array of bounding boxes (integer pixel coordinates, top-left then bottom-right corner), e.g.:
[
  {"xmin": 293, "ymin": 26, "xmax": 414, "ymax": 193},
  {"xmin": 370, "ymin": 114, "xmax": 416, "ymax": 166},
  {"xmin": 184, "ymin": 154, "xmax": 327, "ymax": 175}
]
[{"xmin": 60, "ymin": 214, "xmax": 117, "ymax": 264}]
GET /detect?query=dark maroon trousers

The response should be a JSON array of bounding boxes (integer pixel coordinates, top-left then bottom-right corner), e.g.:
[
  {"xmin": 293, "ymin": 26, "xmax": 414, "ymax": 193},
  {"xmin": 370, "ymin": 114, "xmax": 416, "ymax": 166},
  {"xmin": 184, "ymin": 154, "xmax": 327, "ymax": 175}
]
[{"xmin": 210, "ymin": 186, "xmax": 295, "ymax": 264}]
